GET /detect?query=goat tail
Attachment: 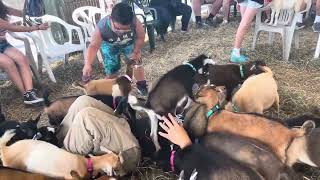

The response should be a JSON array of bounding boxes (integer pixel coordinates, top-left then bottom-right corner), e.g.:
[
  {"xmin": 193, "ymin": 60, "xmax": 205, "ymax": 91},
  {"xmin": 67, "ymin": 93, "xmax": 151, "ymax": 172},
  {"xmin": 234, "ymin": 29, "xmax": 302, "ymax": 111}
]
[
  {"xmin": 0, "ymin": 130, "xmax": 15, "ymax": 148},
  {"xmin": 43, "ymin": 90, "xmax": 51, "ymax": 107}
]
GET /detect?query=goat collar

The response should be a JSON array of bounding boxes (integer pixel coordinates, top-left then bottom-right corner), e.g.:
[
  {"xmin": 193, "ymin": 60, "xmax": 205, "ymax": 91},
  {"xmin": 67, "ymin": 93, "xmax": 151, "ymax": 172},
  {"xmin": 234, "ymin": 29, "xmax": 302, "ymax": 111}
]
[
  {"xmin": 123, "ymin": 75, "xmax": 133, "ymax": 83},
  {"xmin": 239, "ymin": 65, "xmax": 245, "ymax": 79},
  {"xmin": 87, "ymin": 158, "xmax": 94, "ymax": 178},
  {"xmin": 207, "ymin": 104, "xmax": 220, "ymax": 118},
  {"xmin": 231, "ymin": 102, "xmax": 240, "ymax": 112},
  {"xmin": 183, "ymin": 62, "xmax": 196, "ymax": 72}
]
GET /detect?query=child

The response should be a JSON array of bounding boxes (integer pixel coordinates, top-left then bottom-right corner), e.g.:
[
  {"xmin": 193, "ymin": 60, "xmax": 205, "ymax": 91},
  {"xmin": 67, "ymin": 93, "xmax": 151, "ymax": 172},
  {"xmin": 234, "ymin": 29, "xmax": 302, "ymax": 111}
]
[{"xmin": 82, "ymin": 2, "xmax": 148, "ymax": 95}]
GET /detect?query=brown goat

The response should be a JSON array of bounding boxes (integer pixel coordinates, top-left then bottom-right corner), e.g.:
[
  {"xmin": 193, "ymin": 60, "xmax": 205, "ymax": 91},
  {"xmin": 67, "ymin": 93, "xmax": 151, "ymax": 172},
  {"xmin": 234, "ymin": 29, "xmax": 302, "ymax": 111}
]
[
  {"xmin": 195, "ymin": 84, "xmax": 306, "ymax": 163},
  {"xmin": 225, "ymin": 66, "xmax": 279, "ymax": 115},
  {"xmin": 0, "ymin": 167, "xmax": 60, "ymax": 180},
  {"xmin": 72, "ymin": 75, "xmax": 132, "ymax": 97}
]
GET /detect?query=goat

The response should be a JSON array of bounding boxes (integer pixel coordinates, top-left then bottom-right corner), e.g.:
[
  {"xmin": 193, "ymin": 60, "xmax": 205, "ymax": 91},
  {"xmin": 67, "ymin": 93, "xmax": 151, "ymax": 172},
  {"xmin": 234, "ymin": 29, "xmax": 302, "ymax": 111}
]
[
  {"xmin": 225, "ymin": 66, "xmax": 279, "ymax": 115},
  {"xmin": 128, "ymin": 54, "xmax": 216, "ymax": 151},
  {"xmin": 0, "ymin": 114, "xmax": 39, "ymax": 145},
  {"xmin": 72, "ymin": 75, "xmax": 132, "ymax": 97},
  {"xmin": 201, "ymin": 132, "xmax": 301, "ymax": 180},
  {"xmin": 268, "ymin": 0, "xmax": 309, "ymax": 26},
  {"xmin": 174, "ymin": 144, "xmax": 263, "ymax": 180},
  {"xmin": 44, "ymin": 94, "xmax": 132, "ymax": 126},
  {"xmin": 194, "ymin": 60, "xmax": 266, "ymax": 100},
  {"xmin": 195, "ymin": 84, "xmax": 309, "ymax": 163},
  {"xmin": 0, "ymin": 166, "xmax": 60, "ymax": 180},
  {"xmin": 286, "ymin": 127, "xmax": 320, "ymax": 167},
  {"xmin": 0, "ymin": 130, "xmax": 120, "ymax": 179}
]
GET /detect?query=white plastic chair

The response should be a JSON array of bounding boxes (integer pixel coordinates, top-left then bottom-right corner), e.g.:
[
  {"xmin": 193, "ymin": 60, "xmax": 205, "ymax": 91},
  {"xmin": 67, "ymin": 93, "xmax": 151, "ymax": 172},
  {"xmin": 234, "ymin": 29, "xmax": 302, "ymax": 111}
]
[
  {"xmin": 26, "ymin": 14, "xmax": 86, "ymax": 83},
  {"xmin": 72, "ymin": 6, "xmax": 108, "ymax": 64},
  {"xmin": 252, "ymin": 1, "xmax": 312, "ymax": 61}
]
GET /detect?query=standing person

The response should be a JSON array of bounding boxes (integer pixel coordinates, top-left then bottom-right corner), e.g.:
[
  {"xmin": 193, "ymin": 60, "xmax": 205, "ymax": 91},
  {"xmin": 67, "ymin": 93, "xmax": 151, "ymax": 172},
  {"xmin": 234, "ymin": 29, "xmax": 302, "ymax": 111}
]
[
  {"xmin": 0, "ymin": 1, "xmax": 48, "ymax": 105},
  {"xmin": 230, "ymin": 0, "xmax": 263, "ymax": 63},
  {"xmin": 313, "ymin": 0, "xmax": 320, "ymax": 32},
  {"xmin": 82, "ymin": 3, "xmax": 148, "ymax": 95}
]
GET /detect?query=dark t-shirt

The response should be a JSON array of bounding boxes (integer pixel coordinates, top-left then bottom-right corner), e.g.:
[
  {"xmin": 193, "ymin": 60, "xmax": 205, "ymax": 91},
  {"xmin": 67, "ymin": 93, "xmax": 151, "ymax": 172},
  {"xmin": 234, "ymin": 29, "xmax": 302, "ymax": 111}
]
[{"xmin": 97, "ymin": 16, "xmax": 136, "ymax": 47}]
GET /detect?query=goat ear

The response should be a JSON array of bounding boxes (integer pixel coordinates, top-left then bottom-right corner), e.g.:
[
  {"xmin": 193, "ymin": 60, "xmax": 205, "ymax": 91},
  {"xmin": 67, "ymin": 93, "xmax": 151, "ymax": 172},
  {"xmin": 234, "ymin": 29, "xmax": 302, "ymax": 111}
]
[
  {"xmin": 301, "ymin": 120, "xmax": 316, "ymax": 134},
  {"xmin": 70, "ymin": 170, "xmax": 81, "ymax": 179}
]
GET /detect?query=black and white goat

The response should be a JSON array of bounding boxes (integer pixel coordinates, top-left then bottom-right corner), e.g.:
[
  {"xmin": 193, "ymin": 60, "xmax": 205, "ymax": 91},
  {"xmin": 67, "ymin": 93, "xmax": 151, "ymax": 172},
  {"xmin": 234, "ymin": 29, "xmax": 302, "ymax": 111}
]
[
  {"xmin": 194, "ymin": 60, "xmax": 267, "ymax": 100},
  {"xmin": 128, "ymin": 55, "xmax": 216, "ymax": 151}
]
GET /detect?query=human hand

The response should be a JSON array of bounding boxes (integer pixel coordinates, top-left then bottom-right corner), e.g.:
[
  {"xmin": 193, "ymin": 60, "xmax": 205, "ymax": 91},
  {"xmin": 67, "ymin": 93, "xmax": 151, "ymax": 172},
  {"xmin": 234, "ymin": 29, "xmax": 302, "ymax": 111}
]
[
  {"xmin": 82, "ymin": 64, "xmax": 92, "ymax": 82},
  {"xmin": 158, "ymin": 113, "xmax": 192, "ymax": 149},
  {"xmin": 129, "ymin": 50, "xmax": 141, "ymax": 62},
  {"xmin": 38, "ymin": 22, "xmax": 49, "ymax": 30}
]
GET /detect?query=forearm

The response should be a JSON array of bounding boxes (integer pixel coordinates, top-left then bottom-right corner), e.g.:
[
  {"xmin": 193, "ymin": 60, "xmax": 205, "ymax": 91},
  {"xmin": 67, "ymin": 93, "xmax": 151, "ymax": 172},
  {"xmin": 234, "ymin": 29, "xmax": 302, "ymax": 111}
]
[
  {"xmin": 85, "ymin": 45, "xmax": 99, "ymax": 66},
  {"xmin": 2, "ymin": 23, "xmax": 37, "ymax": 32},
  {"xmin": 133, "ymin": 37, "xmax": 144, "ymax": 54}
]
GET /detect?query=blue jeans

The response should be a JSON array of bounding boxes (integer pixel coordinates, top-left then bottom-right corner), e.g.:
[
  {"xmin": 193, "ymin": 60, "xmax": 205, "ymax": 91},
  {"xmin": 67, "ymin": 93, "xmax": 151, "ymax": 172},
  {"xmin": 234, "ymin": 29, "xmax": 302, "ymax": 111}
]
[{"xmin": 100, "ymin": 42, "xmax": 134, "ymax": 76}]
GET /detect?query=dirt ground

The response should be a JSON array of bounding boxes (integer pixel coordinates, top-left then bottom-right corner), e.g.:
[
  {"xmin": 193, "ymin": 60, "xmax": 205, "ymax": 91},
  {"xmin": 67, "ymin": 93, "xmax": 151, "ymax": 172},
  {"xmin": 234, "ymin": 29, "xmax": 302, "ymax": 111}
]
[{"xmin": 1, "ymin": 17, "xmax": 320, "ymax": 179}]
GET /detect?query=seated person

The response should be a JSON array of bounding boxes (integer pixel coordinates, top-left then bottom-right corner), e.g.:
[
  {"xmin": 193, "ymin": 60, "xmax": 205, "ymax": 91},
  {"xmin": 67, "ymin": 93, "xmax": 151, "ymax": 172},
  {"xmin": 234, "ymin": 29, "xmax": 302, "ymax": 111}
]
[
  {"xmin": 0, "ymin": 2, "xmax": 48, "ymax": 105},
  {"xmin": 150, "ymin": 0, "xmax": 192, "ymax": 39},
  {"xmin": 56, "ymin": 95, "xmax": 141, "ymax": 176},
  {"xmin": 192, "ymin": 0, "xmax": 224, "ymax": 27},
  {"xmin": 82, "ymin": 3, "xmax": 148, "ymax": 95}
]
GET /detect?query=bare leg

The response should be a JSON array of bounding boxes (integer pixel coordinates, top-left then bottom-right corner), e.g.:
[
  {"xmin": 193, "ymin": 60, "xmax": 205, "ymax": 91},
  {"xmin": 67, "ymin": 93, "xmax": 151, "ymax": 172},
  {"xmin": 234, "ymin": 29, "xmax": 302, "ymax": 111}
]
[
  {"xmin": 317, "ymin": 0, "xmax": 320, "ymax": 16},
  {"xmin": 0, "ymin": 54, "xmax": 26, "ymax": 94},
  {"xmin": 209, "ymin": 0, "xmax": 223, "ymax": 16},
  {"xmin": 4, "ymin": 47, "xmax": 33, "ymax": 91},
  {"xmin": 234, "ymin": 7, "xmax": 257, "ymax": 48},
  {"xmin": 192, "ymin": 0, "xmax": 202, "ymax": 16},
  {"xmin": 222, "ymin": 0, "xmax": 232, "ymax": 22}
]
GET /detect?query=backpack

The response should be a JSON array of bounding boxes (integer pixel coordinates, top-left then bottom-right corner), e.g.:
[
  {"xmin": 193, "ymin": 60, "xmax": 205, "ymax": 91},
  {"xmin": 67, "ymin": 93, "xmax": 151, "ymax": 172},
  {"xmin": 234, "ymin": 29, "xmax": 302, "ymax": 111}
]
[{"xmin": 23, "ymin": 0, "xmax": 46, "ymax": 25}]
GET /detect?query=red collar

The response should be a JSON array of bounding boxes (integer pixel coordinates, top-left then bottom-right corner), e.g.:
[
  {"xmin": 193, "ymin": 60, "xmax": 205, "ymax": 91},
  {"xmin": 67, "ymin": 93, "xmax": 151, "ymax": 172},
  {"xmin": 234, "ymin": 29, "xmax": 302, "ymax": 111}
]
[{"xmin": 87, "ymin": 158, "xmax": 93, "ymax": 177}]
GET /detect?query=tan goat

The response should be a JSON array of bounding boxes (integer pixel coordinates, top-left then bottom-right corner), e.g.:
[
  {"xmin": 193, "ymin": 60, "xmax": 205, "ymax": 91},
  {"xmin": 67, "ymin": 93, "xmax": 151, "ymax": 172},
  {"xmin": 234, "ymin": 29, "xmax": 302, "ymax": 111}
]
[
  {"xmin": 225, "ymin": 66, "xmax": 279, "ymax": 115},
  {"xmin": 73, "ymin": 75, "xmax": 132, "ymax": 97},
  {"xmin": 0, "ymin": 130, "xmax": 120, "ymax": 179},
  {"xmin": 195, "ymin": 84, "xmax": 306, "ymax": 163}
]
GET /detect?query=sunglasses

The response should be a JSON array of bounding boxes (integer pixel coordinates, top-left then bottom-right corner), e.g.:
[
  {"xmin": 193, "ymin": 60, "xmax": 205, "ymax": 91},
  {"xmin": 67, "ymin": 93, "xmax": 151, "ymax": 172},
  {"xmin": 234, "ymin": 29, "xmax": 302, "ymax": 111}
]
[{"xmin": 111, "ymin": 18, "xmax": 131, "ymax": 34}]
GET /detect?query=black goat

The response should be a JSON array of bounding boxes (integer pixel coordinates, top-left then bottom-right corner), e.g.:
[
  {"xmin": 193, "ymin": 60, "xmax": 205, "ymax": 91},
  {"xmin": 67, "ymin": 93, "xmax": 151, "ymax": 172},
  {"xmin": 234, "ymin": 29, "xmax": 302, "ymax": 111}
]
[
  {"xmin": 129, "ymin": 54, "xmax": 216, "ymax": 151},
  {"xmin": 174, "ymin": 144, "xmax": 263, "ymax": 180},
  {"xmin": 194, "ymin": 60, "xmax": 266, "ymax": 100}
]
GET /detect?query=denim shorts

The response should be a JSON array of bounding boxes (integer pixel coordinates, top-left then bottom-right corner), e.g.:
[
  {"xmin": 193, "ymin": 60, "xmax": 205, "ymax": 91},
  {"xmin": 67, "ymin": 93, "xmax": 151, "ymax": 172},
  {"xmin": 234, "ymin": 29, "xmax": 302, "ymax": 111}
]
[
  {"xmin": 0, "ymin": 40, "xmax": 12, "ymax": 53},
  {"xmin": 100, "ymin": 42, "xmax": 135, "ymax": 76},
  {"xmin": 239, "ymin": 0, "xmax": 263, "ymax": 8}
]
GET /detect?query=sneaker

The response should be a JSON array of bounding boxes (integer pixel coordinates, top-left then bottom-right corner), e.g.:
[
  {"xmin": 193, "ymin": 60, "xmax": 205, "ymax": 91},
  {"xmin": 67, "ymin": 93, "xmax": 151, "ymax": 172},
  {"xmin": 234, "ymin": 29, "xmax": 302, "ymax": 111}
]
[
  {"xmin": 24, "ymin": 90, "xmax": 44, "ymax": 105},
  {"xmin": 230, "ymin": 52, "xmax": 247, "ymax": 63},
  {"xmin": 295, "ymin": 22, "xmax": 305, "ymax": 30},
  {"xmin": 205, "ymin": 18, "xmax": 218, "ymax": 27},
  {"xmin": 196, "ymin": 21, "xmax": 209, "ymax": 29},
  {"xmin": 221, "ymin": 20, "xmax": 228, "ymax": 25},
  {"xmin": 313, "ymin": 22, "xmax": 320, "ymax": 32},
  {"xmin": 136, "ymin": 81, "xmax": 148, "ymax": 96}
]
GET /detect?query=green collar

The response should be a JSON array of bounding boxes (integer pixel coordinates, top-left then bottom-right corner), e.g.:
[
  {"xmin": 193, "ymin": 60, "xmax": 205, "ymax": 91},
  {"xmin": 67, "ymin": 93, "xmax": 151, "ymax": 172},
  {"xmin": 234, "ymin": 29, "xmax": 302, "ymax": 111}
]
[
  {"xmin": 183, "ymin": 62, "xmax": 196, "ymax": 72},
  {"xmin": 239, "ymin": 65, "xmax": 245, "ymax": 79},
  {"xmin": 207, "ymin": 104, "xmax": 220, "ymax": 118},
  {"xmin": 231, "ymin": 102, "xmax": 240, "ymax": 112}
]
